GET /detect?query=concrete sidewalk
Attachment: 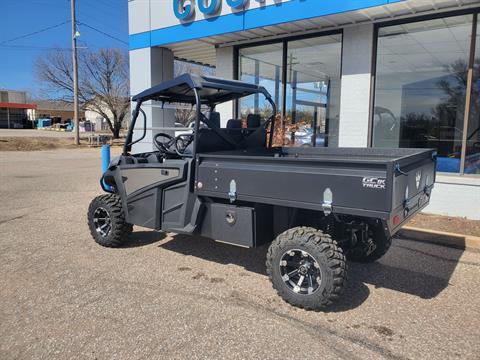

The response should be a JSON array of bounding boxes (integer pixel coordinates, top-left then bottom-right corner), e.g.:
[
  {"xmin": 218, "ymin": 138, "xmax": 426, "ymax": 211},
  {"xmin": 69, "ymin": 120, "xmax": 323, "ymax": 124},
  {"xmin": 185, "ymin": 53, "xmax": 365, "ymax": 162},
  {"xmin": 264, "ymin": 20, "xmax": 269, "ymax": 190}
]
[{"xmin": 1, "ymin": 149, "xmax": 479, "ymax": 359}]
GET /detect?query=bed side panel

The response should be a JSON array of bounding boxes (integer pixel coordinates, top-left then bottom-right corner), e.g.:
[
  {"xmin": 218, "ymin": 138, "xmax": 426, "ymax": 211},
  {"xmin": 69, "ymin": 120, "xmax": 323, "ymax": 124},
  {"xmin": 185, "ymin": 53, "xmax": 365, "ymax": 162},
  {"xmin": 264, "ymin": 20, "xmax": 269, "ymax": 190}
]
[{"xmin": 196, "ymin": 157, "xmax": 390, "ymax": 213}]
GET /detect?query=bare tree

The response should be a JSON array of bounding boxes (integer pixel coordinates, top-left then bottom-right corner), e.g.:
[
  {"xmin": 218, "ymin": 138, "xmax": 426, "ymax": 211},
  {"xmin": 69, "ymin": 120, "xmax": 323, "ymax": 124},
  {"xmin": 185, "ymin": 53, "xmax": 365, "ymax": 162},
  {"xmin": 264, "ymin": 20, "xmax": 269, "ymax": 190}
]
[
  {"xmin": 35, "ymin": 48, "xmax": 130, "ymax": 138},
  {"xmin": 436, "ymin": 59, "xmax": 480, "ymax": 127}
]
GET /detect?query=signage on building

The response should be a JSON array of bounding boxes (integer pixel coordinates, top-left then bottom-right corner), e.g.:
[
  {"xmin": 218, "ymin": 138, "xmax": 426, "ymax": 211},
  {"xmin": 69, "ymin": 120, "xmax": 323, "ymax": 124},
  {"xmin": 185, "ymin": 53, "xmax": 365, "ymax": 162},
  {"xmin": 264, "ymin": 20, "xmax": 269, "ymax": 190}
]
[{"xmin": 173, "ymin": 0, "xmax": 264, "ymax": 20}]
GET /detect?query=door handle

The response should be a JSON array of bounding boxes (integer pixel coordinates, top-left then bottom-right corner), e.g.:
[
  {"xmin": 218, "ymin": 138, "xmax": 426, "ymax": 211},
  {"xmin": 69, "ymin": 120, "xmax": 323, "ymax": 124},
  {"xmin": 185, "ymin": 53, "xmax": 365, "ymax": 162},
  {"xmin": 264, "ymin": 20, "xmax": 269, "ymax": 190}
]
[{"xmin": 161, "ymin": 170, "xmax": 169, "ymax": 176}]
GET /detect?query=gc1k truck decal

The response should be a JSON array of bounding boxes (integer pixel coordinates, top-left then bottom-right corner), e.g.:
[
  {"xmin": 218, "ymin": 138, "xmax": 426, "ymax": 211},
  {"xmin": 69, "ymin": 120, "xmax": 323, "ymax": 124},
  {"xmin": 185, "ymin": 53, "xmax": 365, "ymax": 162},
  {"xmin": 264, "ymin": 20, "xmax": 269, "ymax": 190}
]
[{"xmin": 362, "ymin": 177, "xmax": 386, "ymax": 190}]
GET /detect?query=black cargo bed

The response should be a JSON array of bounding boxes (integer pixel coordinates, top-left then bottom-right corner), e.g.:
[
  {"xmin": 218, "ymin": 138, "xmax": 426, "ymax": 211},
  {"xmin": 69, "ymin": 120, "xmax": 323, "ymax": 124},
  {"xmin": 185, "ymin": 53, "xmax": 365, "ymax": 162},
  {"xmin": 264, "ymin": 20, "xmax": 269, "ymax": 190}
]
[
  {"xmin": 198, "ymin": 147, "xmax": 432, "ymax": 163},
  {"xmin": 195, "ymin": 147, "xmax": 436, "ymax": 225}
]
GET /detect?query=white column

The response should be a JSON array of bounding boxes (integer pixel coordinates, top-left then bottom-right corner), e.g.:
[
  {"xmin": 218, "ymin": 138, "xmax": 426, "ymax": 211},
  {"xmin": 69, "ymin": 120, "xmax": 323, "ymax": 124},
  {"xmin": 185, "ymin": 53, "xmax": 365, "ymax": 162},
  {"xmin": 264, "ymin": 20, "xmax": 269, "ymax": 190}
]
[
  {"xmin": 129, "ymin": 47, "xmax": 175, "ymax": 154},
  {"xmin": 338, "ymin": 24, "xmax": 374, "ymax": 148},
  {"xmin": 215, "ymin": 46, "xmax": 235, "ymax": 126}
]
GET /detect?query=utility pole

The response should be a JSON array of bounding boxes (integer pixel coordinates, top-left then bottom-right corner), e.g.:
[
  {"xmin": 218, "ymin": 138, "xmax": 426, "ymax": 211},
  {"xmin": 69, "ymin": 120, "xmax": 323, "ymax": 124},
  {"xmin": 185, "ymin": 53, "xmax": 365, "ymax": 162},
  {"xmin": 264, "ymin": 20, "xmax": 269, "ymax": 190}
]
[{"xmin": 71, "ymin": 0, "xmax": 80, "ymax": 145}]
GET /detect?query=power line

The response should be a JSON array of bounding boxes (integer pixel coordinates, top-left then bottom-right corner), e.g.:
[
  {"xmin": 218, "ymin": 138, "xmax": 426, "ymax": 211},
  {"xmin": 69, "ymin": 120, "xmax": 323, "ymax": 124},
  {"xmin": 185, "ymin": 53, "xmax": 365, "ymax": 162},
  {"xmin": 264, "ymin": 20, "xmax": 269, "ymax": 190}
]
[
  {"xmin": 77, "ymin": 21, "xmax": 128, "ymax": 45},
  {"xmin": 79, "ymin": 0, "xmax": 126, "ymax": 35},
  {"xmin": 0, "ymin": 45, "xmax": 71, "ymax": 51},
  {"xmin": 0, "ymin": 21, "xmax": 71, "ymax": 45},
  {"xmin": 77, "ymin": 8, "xmax": 124, "ymax": 35},
  {"xmin": 0, "ymin": 44, "xmax": 91, "ymax": 51}
]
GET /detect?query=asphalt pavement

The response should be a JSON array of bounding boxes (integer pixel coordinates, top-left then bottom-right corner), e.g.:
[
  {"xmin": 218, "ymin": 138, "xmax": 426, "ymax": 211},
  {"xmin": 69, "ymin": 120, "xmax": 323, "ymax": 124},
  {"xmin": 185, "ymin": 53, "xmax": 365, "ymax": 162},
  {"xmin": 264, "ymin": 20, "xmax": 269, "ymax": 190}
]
[{"xmin": 0, "ymin": 149, "xmax": 479, "ymax": 359}]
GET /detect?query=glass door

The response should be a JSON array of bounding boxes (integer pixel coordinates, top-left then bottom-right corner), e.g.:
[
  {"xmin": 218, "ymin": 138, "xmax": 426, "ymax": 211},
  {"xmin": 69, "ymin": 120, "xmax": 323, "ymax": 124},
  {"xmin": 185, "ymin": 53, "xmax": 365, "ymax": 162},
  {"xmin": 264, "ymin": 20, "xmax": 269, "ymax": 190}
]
[
  {"xmin": 285, "ymin": 34, "xmax": 342, "ymax": 147},
  {"xmin": 238, "ymin": 43, "xmax": 284, "ymax": 120},
  {"xmin": 284, "ymin": 101, "xmax": 327, "ymax": 147}
]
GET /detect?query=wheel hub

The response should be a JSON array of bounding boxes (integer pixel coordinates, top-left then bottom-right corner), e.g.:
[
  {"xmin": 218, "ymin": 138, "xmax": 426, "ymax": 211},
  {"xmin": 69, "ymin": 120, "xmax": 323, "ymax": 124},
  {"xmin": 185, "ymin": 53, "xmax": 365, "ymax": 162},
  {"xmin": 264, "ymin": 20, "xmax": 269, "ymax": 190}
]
[
  {"xmin": 298, "ymin": 264, "xmax": 309, "ymax": 276},
  {"xmin": 93, "ymin": 207, "xmax": 111, "ymax": 237},
  {"xmin": 279, "ymin": 249, "xmax": 322, "ymax": 295}
]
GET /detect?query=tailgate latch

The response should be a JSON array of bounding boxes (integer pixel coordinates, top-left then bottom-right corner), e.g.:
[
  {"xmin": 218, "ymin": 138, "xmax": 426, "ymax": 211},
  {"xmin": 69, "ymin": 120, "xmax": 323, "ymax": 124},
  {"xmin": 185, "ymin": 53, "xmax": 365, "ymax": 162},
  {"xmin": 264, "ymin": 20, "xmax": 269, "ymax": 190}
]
[
  {"xmin": 322, "ymin": 188, "xmax": 333, "ymax": 215},
  {"xmin": 228, "ymin": 180, "xmax": 237, "ymax": 203}
]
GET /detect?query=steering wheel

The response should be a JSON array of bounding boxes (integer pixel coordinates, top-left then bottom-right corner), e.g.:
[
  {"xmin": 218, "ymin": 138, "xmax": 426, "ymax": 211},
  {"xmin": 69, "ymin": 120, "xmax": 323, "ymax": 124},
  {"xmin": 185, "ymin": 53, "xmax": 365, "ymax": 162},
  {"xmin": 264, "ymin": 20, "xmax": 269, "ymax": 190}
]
[
  {"xmin": 153, "ymin": 133, "xmax": 175, "ymax": 154},
  {"xmin": 175, "ymin": 134, "xmax": 195, "ymax": 156}
]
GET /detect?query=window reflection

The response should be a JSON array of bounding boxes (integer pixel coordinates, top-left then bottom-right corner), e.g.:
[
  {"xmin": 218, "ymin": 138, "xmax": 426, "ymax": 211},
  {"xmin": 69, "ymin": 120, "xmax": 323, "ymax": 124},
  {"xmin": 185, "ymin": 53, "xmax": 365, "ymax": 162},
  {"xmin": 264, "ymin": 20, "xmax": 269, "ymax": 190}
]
[
  {"xmin": 238, "ymin": 34, "xmax": 342, "ymax": 148},
  {"xmin": 373, "ymin": 15, "xmax": 473, "ymax": 173},
  {"xmin": 239, "ymin": 44, "xmax": 283, "ymax": 121},
  {"xmin": 285, "ymin": 35, "xmax": 342, "ymax": 147},
  {"xmin": 467, "ymin": 31, "xmax": 480, "ymax": 174}
]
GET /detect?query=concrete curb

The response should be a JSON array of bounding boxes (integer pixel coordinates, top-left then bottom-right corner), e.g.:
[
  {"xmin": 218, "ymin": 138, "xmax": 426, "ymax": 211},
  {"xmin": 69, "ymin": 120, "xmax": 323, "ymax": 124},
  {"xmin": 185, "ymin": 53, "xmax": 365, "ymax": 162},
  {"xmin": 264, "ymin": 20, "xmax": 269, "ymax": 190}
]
[{"xmin": 398, "ymin": 226, "xmax": 480, "ymax": 252}]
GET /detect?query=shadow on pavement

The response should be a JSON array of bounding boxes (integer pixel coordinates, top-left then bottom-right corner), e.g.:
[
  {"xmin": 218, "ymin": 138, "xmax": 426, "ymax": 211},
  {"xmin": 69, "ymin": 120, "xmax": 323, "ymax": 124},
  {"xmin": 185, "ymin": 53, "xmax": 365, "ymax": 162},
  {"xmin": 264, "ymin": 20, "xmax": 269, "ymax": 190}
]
[
  {"xmin": 356, "ymin": 238, "xmax": 464, "ymax": 299},
  {"xmin": 120, "ymin": 231, "xmax": 167, "ymax": 248},
  {"xmin": 157, "ymin": 234, "xmax": 463, "ymax": 311},
  {"xmin": 160, "ymin": 234, "xmax": 269, "ymax": 274},
  {"xmin": 349, "ymin": 262, "xmax": 448, "ymax": 300}
]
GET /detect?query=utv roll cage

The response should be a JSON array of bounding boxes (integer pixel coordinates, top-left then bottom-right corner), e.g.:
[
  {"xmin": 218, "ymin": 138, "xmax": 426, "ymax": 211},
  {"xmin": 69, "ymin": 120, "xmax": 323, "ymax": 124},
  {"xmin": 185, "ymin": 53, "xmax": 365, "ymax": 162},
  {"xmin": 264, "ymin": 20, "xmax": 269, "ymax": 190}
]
[{"xmin": 123, "ymin": 74, "xmax": 278, "ymax": 157}]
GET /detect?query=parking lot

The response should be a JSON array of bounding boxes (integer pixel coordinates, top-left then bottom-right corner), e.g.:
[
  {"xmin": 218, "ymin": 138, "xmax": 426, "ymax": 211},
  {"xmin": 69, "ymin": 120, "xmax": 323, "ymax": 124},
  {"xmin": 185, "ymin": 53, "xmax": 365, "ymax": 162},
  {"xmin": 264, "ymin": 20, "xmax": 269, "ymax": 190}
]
[
  {"xmin": 0, "ymin": 129, "xmax": 74, "ymax": 138},
  {"xmin": 1, "ymin": 148, "xmax": 479, "ymax": 359}
]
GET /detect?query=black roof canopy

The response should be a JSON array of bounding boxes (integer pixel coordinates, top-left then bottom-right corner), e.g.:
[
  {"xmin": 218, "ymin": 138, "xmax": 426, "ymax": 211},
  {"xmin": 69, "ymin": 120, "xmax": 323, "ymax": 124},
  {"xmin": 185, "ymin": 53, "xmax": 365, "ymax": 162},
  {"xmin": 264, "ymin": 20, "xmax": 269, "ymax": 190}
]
[{"xmin": 131, "ymin": 73, "xmax": 272, "ymax": 105}]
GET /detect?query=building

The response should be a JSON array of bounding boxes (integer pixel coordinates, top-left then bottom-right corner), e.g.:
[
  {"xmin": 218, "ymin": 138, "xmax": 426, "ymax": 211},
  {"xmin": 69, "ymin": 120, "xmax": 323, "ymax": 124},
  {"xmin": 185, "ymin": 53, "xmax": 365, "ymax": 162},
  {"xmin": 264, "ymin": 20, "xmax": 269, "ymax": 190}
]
[
  {"xmin": 33, "ymin": 100, "xmax": 84, "ymax": 123},
  {"xmin": 0, "ymin": 90, "xmax": 36, "ymax": 128},
  {"xmin": 84, "ymin": 100, "xmax": 131, "ymax": 132},
  {"xmin": 0, "ymin": 95, "xmax": 87, "ymax": 128},
  {"xmin": 128, "ymin": 0, "xmax": 480, "ymax": 219}
]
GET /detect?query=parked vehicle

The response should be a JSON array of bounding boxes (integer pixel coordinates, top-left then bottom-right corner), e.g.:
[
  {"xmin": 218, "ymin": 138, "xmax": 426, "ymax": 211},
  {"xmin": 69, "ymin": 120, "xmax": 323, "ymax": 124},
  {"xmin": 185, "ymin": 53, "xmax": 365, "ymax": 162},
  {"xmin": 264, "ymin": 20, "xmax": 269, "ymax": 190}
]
[
  {"xmin": 36, "ymin": 118, "xmax": 52, "ymax": 129},
  {"xmin": 87, "ymin": 74, "xmax": 436, "ymax": 310},
  {"xmin": 284, "ymin": 125, "xmax": 326, "ymax": 147},
  {"xmin": 174, "ymin": 121, "xmax": 194, "ymax": 138}
]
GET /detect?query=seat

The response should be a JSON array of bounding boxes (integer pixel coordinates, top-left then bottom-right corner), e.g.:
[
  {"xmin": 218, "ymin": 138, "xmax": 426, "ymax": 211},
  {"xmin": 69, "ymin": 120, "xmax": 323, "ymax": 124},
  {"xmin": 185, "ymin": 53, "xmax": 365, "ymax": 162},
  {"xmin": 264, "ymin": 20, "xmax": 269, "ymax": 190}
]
[
  {"xmin": 209, "ymin": 111, "xmax": 221, "ymax": 128},
  {"xmin": 226, "ymin": 119, "xmax": 242, "ymax": 129},
  {"xmin": 247, "ymin": 114, "xmax": 261, "ymax": 129},
  {"xmin": 244, "ymin": 114, "xmax": 266, "ymax": 149},
  {"xmin": 195, "ymin": 128, "xmax": 236, "ymax": 153},
  {"xmin": 245, "ymin": 127, "xmax": 266, "ymax": 149},
  {"xmin": 225, "ymin": 119, "xmax": 244, "ymax": 144}
]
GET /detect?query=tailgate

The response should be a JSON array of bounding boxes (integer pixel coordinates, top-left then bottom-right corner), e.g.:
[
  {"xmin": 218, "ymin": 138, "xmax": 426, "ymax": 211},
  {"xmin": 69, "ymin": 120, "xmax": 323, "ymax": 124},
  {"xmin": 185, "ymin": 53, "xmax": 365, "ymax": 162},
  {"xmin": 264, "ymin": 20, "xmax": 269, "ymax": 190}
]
[{"xmin": 388, "ymin": 150, "xmax": 436, "ymax": 234}]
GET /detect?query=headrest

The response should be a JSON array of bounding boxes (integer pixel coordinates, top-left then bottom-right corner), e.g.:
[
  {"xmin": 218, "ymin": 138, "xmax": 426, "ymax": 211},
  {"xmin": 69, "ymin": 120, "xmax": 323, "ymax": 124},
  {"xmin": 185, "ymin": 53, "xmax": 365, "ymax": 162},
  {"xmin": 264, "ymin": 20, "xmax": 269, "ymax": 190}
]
[
  {"xmin": 247, "ymin": 114, "xmax": 261, "ymax": 128},
  {"xmin": 209, "ymin": 111, "xmax": 221, "ymax": 128},
  {"xmin": 226, "ymin": 119, "xmax": 242, "ymax": 129}
]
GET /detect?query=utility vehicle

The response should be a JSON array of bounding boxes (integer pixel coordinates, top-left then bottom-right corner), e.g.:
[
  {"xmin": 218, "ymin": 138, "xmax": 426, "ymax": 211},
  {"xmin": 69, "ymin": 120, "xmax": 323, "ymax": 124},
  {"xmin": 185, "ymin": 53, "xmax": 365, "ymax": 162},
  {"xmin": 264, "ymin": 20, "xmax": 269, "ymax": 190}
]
[{"xmin": 87, "ymin": 74, "xmax": 436, "ymax": 310}]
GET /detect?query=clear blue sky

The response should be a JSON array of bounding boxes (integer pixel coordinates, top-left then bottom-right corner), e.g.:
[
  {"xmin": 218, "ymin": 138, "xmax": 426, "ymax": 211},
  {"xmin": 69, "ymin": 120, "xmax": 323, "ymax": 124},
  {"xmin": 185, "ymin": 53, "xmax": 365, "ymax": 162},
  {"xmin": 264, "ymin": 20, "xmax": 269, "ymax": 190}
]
[{"xmin": 0, "ymin": 0, "xmax": 128, "ymax": 96}]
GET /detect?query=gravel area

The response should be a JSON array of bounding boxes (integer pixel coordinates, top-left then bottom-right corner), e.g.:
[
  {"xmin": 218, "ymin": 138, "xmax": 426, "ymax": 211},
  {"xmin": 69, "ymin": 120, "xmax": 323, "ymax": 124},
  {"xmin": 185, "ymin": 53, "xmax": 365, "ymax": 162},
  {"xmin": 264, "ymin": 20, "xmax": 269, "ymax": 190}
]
[{"xmin": 410, "ymin": 213, "xmax": 480, "ymax": 237}]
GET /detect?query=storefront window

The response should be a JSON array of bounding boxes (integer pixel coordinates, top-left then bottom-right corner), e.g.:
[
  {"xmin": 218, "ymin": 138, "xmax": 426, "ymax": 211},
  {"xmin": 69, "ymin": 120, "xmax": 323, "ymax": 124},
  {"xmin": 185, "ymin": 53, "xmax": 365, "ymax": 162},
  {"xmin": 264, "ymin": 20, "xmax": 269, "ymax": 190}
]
[
  {"xmin": 285, "ymin": 35, "xmax": 342, "ymax": 147},
  {"xmin": 238, "ymin": 43, "xmax": 283, "ymax": 120},
  {"xmin": 466, "ymin": 29, "xmax": 480, "ymax": 174},
  {"xmin": 238, "ymin": 33, "xmax": 342, "ymax": 147},
  {"xmin": 373, "ymin": 15, "xmax": 474, "ymax": 173},
  {"xmin": 0, "ymin": 108, "xmax": 8, "ymax": 129}
]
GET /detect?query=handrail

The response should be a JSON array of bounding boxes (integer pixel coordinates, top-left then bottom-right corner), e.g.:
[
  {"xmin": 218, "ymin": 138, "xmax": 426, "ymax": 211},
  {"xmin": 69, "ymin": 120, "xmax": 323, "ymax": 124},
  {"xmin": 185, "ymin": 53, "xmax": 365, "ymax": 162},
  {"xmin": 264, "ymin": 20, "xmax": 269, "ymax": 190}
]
[{"xmin": 123, "ymin": 101, "xmax": 146, "ymax": 155}]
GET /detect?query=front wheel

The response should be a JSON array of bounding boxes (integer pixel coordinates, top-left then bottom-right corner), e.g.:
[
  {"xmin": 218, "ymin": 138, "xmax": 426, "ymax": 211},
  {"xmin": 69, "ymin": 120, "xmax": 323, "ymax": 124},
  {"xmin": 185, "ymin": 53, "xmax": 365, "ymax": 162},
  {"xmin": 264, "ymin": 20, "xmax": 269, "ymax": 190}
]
[
  {"xmin": 87, "ymin": 194, "xmax": 133, "ymax": 247},
  {"xmin": 266, "ymin": 227, "xmax": 347, "ymax": 310}
]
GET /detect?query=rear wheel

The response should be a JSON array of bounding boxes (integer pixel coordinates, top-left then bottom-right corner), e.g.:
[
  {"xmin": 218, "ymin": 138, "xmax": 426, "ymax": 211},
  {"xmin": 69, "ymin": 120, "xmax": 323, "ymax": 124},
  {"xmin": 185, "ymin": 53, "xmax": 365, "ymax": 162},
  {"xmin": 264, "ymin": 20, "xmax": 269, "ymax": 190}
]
[
  {"xmin": 87, "ymin": 194, "xmax": 133, "ymax": 247},
  {"xmin": 266, "ymin": 227, "xmax": 347, "ymax": 310},
  {"xmin": 347, "ymin": 221, "xmax": 392, "ymax": 263}
]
